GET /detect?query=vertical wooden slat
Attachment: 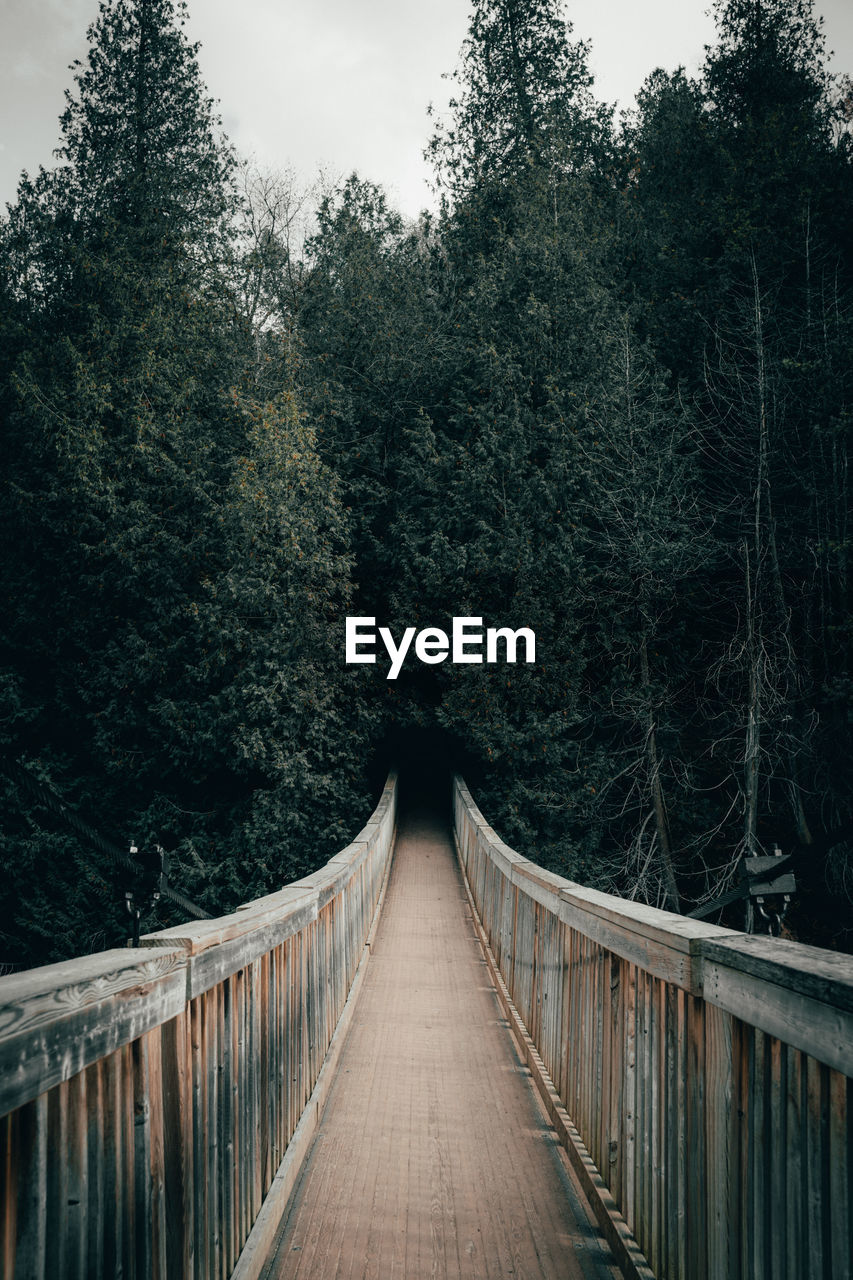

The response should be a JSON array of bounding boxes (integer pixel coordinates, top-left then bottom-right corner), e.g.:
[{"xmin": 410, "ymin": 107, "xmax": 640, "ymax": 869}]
[
  {"xmin": 567, "ymin": 928, "xmax": 580, "ymax": 1124},
  {"xmin": 607, "ymin": 953, "xmax": 623, "ymax": 1210},
  {"xmin": 222, "ymin": 975, "xmax": 235, "ymax": 1275},
  {"xmin": 191, "ymin": 996, "xmax": 208, "ymax": 1280},
  {"xmin": 751, "ymin": 1029, "xmax": 768, "ymax": 1278},
  {"xmin": 209, "ymin": 985, "xmax": 222, "ymax": 1280},
  {"xmin": 6, "ymin": 1095, "xmax": 47, "ymax": 1280},
  {"xmin": 132, "ymin": 1036, "xmax": 152, "ymax": 1280},
  {"xmin": 635, "ymin": 968, "xmax": 649, "ymax": 1263},
  {"xmin": 146, "ymin": 1025, "xmax": 167, "ymax": 1280},
  {"xmin": 806, "ymin": 1055, "xmax": 829, "ymax": 1277},
  {"xmin": 649, "ymin": 974, "xmax": 661, "ymax": 1276},
  {"xmin": 65, "ymin": 1068, "xmax": 87, "ymax": 1279},
  {"xmin": 597, "ymin": 942, "xmax": 611, "ymax": 1180},
  {"xmin": 44, "ymin": 1082, "xmax": 67, "ymax": 1280},
  {"xmin": 786, "ymin": 1045, "xmax": 804, "ymax": 1277},
  {"xmin": 623, "ymin": 960, "xmax": 638, "ymax": 1232},
  {"xmin": 257, "ymin": 951, "xmax": 269, "ymax": 1206},
  {"xmin": 674, "ymin": 987, "xmax": 688, "ymax": 1280},
  {"xmin": 236, "ymin": 968, "xmax": 247, "ymax": 1251},
  {"xmin": 686, "ymin": 994, "xmax": 706, "ymax": 1280},
  {"xmin": 301, "ymin": 929, "xmax": 309, "ymax": 1114},
  {"xmin": 85, "ymin": 1061, "xmax": 105, "ymax": 1280},
  {"xmin": 664, "ymin": 982, "xmax": 681, "ymax": 1280},
  {"xmin": 558, "ymin": 922, "xmax": 570, "ymax": 1103},
  {"xmin": 769, "ymin": 1038, "xmax": 786, "ymax": 1280},
  {"xmin": 161, "ymin": 1011, "xmax": 192, "ymax": 1280},
  {"xmin": 248, "ymin": 958, "xmax": 260, "ymax": 1227},
  {"xmin": 828, "ymin": 1071, "xmax": 850, "ymax": 1280},
  {"xmin": 704, "ymin": 1003, "xmax": 737, "ymax": 1280},
  {"xmin": 1, "ymin": 1112, "xmax": 15, "ymax": 1280}
]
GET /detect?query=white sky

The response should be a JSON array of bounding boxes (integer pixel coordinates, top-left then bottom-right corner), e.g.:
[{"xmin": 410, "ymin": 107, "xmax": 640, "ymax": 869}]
[{"xmin": 1, "ymin": 0, "xmax": 852, "ymax": 220}]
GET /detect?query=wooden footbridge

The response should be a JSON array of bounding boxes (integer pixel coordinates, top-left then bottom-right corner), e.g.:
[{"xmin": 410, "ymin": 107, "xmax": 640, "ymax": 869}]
[{"xmin": 1, "ymin": 772, "xmax": 851, "ymax": 1279}]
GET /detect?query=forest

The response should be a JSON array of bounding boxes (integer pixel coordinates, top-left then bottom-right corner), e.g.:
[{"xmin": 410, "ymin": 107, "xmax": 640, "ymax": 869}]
[{"xmin": 1, "ymin": 0, "xmax": 851, "ymax": 968}]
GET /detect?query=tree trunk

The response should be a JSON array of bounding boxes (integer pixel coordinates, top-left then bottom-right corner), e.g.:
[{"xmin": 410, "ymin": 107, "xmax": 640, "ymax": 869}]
[{"xmin": 639, "ymin": 633, "xmax": 681, "ymax": 912}]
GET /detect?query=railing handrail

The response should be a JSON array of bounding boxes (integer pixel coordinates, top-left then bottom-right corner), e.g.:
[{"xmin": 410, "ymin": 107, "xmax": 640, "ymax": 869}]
[
  {"xmin": 0, "ymin": 772, "xmax": 398, "ymax": 1280},
  {"xmin": 454, "ymin": 775, "xmax": 853, "ymax": 1075},
  {"xmin": 453, "ymin": 773, "xmax": 853, "ymax": 1280},
  {"xmin": 0, "ymin": 776, "xmax": 397, "ymax": 1121}
]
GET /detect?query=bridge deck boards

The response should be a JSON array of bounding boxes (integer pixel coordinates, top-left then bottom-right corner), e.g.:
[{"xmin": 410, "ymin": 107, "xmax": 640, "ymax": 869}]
[{"xmin": 260, "ymin": 805, "xmax": 619, "ymax": 1280}]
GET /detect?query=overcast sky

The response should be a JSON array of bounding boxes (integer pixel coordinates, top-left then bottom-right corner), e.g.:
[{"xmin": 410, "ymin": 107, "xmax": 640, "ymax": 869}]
[{"xmin": 2, "ymin": 0, "xmax": 852, "ymax": 219}]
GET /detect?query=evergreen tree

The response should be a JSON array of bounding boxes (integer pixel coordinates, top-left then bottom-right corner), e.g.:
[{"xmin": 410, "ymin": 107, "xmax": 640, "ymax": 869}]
[
  {"xmin": 0, "ymin": 0, "xmax": 371, "ymax": 966},
  {"xmin": 427, "ymin": 0, "xmax": 612, "ymax": 200},
  {"xmin": 620, "ymin": 0, "xmax": 853, "ymax": 936}
]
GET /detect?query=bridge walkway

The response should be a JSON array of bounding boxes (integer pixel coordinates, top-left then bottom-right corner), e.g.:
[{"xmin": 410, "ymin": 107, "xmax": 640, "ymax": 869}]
[{"xmin": 259, "ymin": 800, "xmax": 619, "ymax": 1280}]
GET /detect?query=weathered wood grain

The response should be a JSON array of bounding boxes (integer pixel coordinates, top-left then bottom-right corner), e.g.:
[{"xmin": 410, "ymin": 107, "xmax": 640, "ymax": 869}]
[{"xmin": 0, "ymin": 949, "xmax": 187, "ymax": 1118}]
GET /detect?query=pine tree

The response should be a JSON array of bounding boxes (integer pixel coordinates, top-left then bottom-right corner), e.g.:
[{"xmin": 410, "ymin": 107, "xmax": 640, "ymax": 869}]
[
  {"xmin": 0, "ymin": 0, "xmax": 371, "ymax": 965},
  {"xmin": 427, "ymin": 0, "xmax": 611, "ymax": 200}
]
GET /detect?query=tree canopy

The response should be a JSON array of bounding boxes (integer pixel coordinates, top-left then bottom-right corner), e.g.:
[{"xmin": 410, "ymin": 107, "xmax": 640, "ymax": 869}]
[{"xmin": 2, "ymin": 0, "xmax": 852, "ymax": 965}]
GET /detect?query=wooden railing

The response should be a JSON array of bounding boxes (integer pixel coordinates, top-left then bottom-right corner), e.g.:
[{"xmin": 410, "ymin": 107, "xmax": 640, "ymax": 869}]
[
  {"xmin": 0, "ymin": 773, "xmax": 397, "ymax": 1280},
  {"xmin": 453, "ymin": 775, "xmax": 853, "ymax": 1280}
]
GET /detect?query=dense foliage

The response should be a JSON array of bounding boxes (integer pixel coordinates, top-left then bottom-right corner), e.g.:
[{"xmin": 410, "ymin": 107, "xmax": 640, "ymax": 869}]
[{"xmin": 2, "ymin": 0, "xmax": 851, "ymax": 965}]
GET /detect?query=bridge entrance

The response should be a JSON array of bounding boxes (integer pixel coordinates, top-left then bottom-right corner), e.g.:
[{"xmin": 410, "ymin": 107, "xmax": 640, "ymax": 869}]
[{"xmin": 258, "ymin": 796, "xmax": 619, "ymax": 1279}]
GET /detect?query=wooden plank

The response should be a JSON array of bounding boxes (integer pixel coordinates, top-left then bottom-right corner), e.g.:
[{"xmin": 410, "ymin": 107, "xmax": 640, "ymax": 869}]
[
  {"xmin": 786, "ymin": 1046, "xmax": 805, "ymax": 1280},
  {"xmin": 120, "ymin": 1043, "xmax": 136, "ymax": 1280},
  {"xmin": 84, "ymin": 1061, "xmax": 105, "ymax": 1280},
  {"xmin": 208, "ymin": 987, "xmax": 221, "ymax": 1280},
  {"xmin": 685, "ymin": 994, "xmax": 706, "ymax": 1280},
  {"xmin": 558, "ymin": 922, "xmax": 570, "ymax": 1103},
  {"xmin": 623, "ymin": 962, "xmax": 638, "ymax": 1233},
  {"xmin": 579, "ymin": 933, "xmax": 592, "ymax": 1148},
  {"xmin": 161, "ymin": 1012, "xmax": 192, "ymax": 1280},
  {"xmin": 235, "ymin": 969, "xmax": 247, "ymax": 1253},
  {"xmin": 1, "ymin": 1112, "xmax": 14, "ymax": 1280},
  {"xmin": 255, "ymin": 954, "xmax": 267, "ymax": 1214},
  {"xmin": 566, "ymin": 928, "xmax": 580, "ymax": 1127},
  {"xmin": 704, "ymin": 1003, "xmax": 737, "ymax": 1280},
  {"xmin": 635, "ymin": 968, "xmax": 649, "ymax": 1265},
  {"xmin": 181, "ymin": 903, "xmax": 317, "ymax": 1003},
  {"xmin": 675, "ymin": 988, "xmax": 688, "ymax": 1279},
  {"xmin": 98, "ymin": 1049, "xmax": 120, "ymax": 1280},
  {"xmin": 269, "ymin": 946, "xmax": 282, "ymax": 1176},
  {"xmin": 828, "ymin": 1070, "xmax": 851, "ymax": 1280},
  {"xmin": 146, "ymin": 1025, "xmax": 167, "ymax": 1280},
  {"xmin": 703, "ymin": 953, "xmax": 853, "ymax": 1078},
  {"xmin": 190, "ymin": 997, "xmax": 208, "ymax": 1280},
  {"xmin": 132, "ymin": 1036, "xmax": 152, "ymax": 1280},
  {"xmin": 664, "ymin": 982, "xmax": 683, "ymax": 1280},
  {"xmin": 750, "ymin": 1029, "xmax": 768, "ymax": 1278},
  {"xmin": 607, "ymin": 954, "xmax": 623, "ymax": 1211},
  {"xmin": 769, "ymin": 1039, "xmax": 786, "ymax": 1280},
  {"xmin": 649, "ymin": 974, "xmax": 661, "ymax": 1276},
  {"xmin": 0, "ymin": 949, "xmax": 187, "ymax": 1118},
  {"xmin": 806, "ymin": 1055, "xmax": 829, "ymax": 1276},
  {"xmin": 300, "ymin": 928, "xmax": 309, "ymax": 1114},
  {"xmin": 9, "ymin": 1094, "xmax": 47, "ymax": 1280},
  {"xmin": 700, "ymin": 935, "xmax": 853, "ymax": 1013},
  {"xmin": 736, "ymin": 1019, "xmax": 751, "ymax": 1279},
  {"xmin": 221, "ymin": 976, "xmax": 235, "ymax": 1275},
  {"xmin": 44, "ymin": 1081, "xmax": 67, "ymax": 1280}
]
